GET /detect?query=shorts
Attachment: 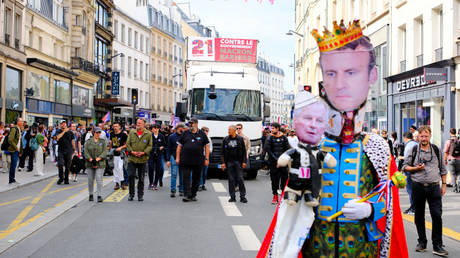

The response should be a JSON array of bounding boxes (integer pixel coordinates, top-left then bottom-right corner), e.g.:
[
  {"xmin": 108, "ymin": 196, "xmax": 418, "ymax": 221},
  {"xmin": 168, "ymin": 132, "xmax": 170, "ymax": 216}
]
[{"xmin": 448, "ymin": 159, "xmax": 460, "ymax": 176}]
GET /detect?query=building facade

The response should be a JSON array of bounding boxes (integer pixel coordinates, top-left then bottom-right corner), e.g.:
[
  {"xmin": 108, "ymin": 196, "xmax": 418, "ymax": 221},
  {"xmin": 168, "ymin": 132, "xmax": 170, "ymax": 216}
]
[
  {"xmin": 0, "ymin": 0, "xmax": 26, "ymax": 124},
  {"xmin": 283, "ymin": 92, "xmax": 295, "ymax": 127},
  {"xmin": 112, "ymin": 7, "xmax": 151, "ymax": 124},
  {"xmin": 257, "ymin": 56, "xmax": 285, "ymax": 124}
]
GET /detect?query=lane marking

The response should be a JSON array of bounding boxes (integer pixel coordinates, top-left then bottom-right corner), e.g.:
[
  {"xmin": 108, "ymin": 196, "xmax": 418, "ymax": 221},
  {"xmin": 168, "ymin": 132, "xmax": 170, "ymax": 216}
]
[
  {"xmin": 212, "ymin": 182, "xmax": 227, "ymax": 193},
  {"xmin": 104, "ymin": 189, "xmax": 130, "ymax": 202},
  {"xmin": 0, "ymin": 179, "xmax": 111, "ymax": 241},
  {"xmin": 0, "ymin": 183, "xmax": 87, "ymax": 207},
  {"xmin": 4, "ymin": 178, "xmax": 56, "ymax": 231},
  {"xmin": 218, "ymin": 196, "xmax": 242, "ymax": 217},
  {"xmin": 232, "ymin": 225, "xmax": 261, "ymax": 251},
  {"xmin": 402, "ymin": 213, "xmax": 460, "ymax": 242}
]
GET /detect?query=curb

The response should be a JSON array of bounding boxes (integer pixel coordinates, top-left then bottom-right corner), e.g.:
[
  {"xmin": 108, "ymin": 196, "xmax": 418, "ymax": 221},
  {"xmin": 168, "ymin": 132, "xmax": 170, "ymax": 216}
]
[{"xmin": 0, "ymin": 173, "xmax": 57, "ymax": 194}]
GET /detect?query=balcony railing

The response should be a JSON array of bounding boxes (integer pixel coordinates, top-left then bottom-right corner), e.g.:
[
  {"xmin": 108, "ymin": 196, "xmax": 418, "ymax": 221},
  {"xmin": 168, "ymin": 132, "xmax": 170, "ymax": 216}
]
[
  {"xmin": 400, "ymin": 60, "xmax": 406, "ymax": 72},
  {"xmin": 15, "ymin": 38, "xmax": 19, "ymax": 49},
  {"xmin": 435, "ymin": 47, "xmax": 443, "ymax": 62},
  {"xmin": 71, "ymin": 57, "xmax": 99, "ymax": 75},
  {"xmin": 4, "ymin": 34, "xmax": 10, "ymax": 46},
  {"xmin": 416, "ymin": 54, "xmax": 423, "ymax": 67}
]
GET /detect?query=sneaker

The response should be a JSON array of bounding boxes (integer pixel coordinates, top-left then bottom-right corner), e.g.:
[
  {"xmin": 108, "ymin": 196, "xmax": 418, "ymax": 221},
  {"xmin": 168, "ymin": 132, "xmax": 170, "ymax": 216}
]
[
  {"xmin": 404, "ymin": 208, "xmax": 414, "ymax": 215},
  {"xmin": 114, "ymin": 183, "xmax": 120, "ymax": 191},
  {"xmin": 182, "ymin": 197, "xmax": 190, "ymax": 202},
  {"xmin": 159, "ymin": 182, "xmax": 163, "ymax": 187},
  {"xmin": 202, "ymin": 185, "xmax": 207, "ymax": 191},
  {"xmin": 57, "ymin": 179, "xmax": 63, "ymax": 185},
  {"xmin": 154, "ymin": 186, "xmax": 159, "ymax": 191},
  {"xmin": 64, "ymin": 181, "xmax": 70, "ymax": 185},
  {"xmin": 271, "ymin": 195, "xmax": 278, "ymax": 205},
  {"xmin": 228, "ymin": 197, "xmax": 236, "ymax": 202},
  {"xmin": 433, "ymin": 245, "xmax": 448, "ymax": 257},
  {"xmin": 89, "ymin": 195, "xmax": 94, "ymax": 201},
  {"xmin": 128, "ymin": 196, "xmax": 134, "ymax": 201},
  {"xmin": 97, "ymin": 196, "xmax": 103, "ymax": 203},
  {"xmin": 148, "ymin": 184, "xmax": 153, "ymax": 190},
  {"xmin": 415, "ymin": 243, "xmax": 427, "ymax": 252},
  {"xmin": 17, "ymin": 168, "xmax": 22, "ymax": 172},
  {"xmin": 170, "ymin": 191, "xmax": 176, "ymax": 198},
  {"xmin": 179, "ymin": 192, "xmax": 184, "ymax": 196},
  {"xmin": 73, "ymin": 176, "xmax": 78, "ymax": 182},
  {"xmin": 190, "ymin": 196, "xmax": 197, "ymax": 202},
  {"xmin": 138, "ymin": 196, "xmax": 144, "ymax": 202},
  {"xmin": 121, "ymin": 184, "xmax": 127, "ymax": 190},
  {"xmin": 198, "ymin": 186, "xmax": 202, "ymax": 192},
  {"xmin": 240, "ymin": 197, "xmax": 248, "ymax": 203}
]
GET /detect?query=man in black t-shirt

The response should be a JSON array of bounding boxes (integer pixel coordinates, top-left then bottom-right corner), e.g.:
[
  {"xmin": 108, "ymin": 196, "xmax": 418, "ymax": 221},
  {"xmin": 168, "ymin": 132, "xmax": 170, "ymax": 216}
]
[
  {"xmin": 110, "ymin": 122, "xmax": 128, "ymax": 190},
  {"xmin": 221, "ymin": 125, "xmax": 248, "ymax": 203},
  {"xmin": 56, "ymin": 120, "xmax": 76, "ymax": 185},
  {"xmin": 176, "ymin": 117, "xmax": 210, "ymax": 202}
]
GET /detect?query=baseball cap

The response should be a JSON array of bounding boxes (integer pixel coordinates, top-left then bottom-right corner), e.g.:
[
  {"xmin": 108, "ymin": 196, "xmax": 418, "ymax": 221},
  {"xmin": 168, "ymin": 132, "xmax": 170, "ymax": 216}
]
[
  {"xmin": 189, "ymin": 117, "xmax": 198, "ymax": 124},
  {"xmin": 94, "ymin": 127, "xmax": 102, "ymax": 133},
  {"xmin": 60, "ymin": 120, "xmax": 67, "ymax": 124}
]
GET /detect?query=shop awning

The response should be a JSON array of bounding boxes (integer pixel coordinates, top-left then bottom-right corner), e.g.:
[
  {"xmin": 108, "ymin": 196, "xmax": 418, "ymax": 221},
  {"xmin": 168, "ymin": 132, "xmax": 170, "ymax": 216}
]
[
  {"xmin": 27, "ymin": 58, "xmax": 78, "ymax": 78},
  {"xmin": 93, "ymin": 97, "xmax": 132, "ymax": 107}
]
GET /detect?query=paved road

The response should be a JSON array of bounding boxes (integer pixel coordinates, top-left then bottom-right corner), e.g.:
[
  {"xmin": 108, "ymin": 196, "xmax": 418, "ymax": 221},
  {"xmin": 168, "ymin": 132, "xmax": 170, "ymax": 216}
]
[{"xmin": 1, "ymin": 169, "xmax": 460, "ymax": 257}]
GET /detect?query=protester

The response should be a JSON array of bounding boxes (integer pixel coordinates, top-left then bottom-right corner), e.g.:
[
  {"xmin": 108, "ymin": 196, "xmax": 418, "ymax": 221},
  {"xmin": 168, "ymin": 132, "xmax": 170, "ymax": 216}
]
[
  {"xmin": 199, "ymin": 126, "xmax": 212, "ymax": 191},
  {"xmin": 391, "ymin": 131, "xmax": 401, "ymax": 158},
  {"xmin": 265, "ymin": 122, "xmax": 290, "ymax": 204},
  {"xmin": 410, "ymin": 125, "xmax": 417, "ymax": 134},
  {"xmin": 381, "ymin": 129, "xmax": 394, "ymax": 157},
  {"xmin": 402, "ymin": 131, "xmax": 418, "ymax": 215},
  {"xmin": 126, "ymin": 118, "xmax": 152, "ymax": 202},
  {"xmin": 287, "ymin": 130, "xmax": 299, "ymax": 148},
  {"xmin": 444, "ymin": 128, "xmax": 460, "ymax": 193},
  {"xmin": 167, "ymin": 123, "xmax": 185, "ymax": 197},
  {"xmin": 176, "ymin": 117, "xmax": 210, "ymax": 202},
  {"xmin": 70, "ymin": 123, "xmax": 82, "ymax": 182},
  {"xmin": 19, "ymin": 124, "xmax": 34, "ymax": 172},
  {"xmin": 221, "ymin": 125, "xmax": 248, "ymax": 203},
  {"xmin": 110, "ymin": 122, "xmax": 127, "ymax": 190},
  {"xmin": 56, "ymin": 120, "xmax": 77, "ymax": 185},
  {"xmin": 403, "ymin": 126, "xmax": 447, "ymax": 256},
  {"xmin": 33, "ymin": 124, "xmax": 46, "ymax": 176},
  {"xmin": 148, "ymin": 124, "xmax": 165, "ymax": 190},
  {"xmin": 84, "ymin": 127, "xmax": 107, "ymax": 202},
  {"xmin": 1, "ymin": 128, "xmax": 10, "ymax": 174}
]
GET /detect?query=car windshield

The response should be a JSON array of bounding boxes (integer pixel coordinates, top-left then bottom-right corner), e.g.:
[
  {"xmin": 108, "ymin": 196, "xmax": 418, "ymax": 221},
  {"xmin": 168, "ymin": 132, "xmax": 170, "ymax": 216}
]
[{"xmin": 192, "ymin": 88, "xmax": 261, "ymax": 121}]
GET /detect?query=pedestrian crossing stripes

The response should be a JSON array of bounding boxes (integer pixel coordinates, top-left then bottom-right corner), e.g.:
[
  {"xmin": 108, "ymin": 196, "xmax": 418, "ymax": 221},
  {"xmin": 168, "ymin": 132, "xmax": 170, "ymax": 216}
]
[
  {"xmin": 218, "ymin": 196, "xmax": 242, "ymax": 216},
  {"xmin": 212, "ymin": 182, "xmax": 227, "ymax": 193},
  {"xmin": 232, "ymin": 225, "xmax": 261, "ymax": 251}
]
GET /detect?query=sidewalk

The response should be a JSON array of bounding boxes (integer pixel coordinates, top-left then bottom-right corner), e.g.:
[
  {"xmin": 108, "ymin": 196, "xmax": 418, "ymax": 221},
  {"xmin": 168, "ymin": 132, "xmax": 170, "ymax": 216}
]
[{"xmin": 0, "ymin": 157, "xmax": 59, "ymax": 194}]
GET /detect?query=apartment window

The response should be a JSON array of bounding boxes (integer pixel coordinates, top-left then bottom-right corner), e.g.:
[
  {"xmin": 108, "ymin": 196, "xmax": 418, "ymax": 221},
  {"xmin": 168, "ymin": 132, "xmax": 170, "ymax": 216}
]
[
  {"xmin": 4, "ymin": 8, "xmax": 10, "ymax": 45},
  {"xmin": 39, "ymin": 36, "xmax": 43, "ymax": 51},
  {"xmin": 146, "ymin": 38, "xmax": 149, "ymax": 54},
  {"xmin": 114, "ymin": 20, "xmax": 118, "ymax": 38},
  {"xmin": 120, "ymin": 55, "xmax": 125, "ymax": 76},
  {"xmin": 140, "ymin": 91, "xmax": 143, "ymax": 106},
  {"xmin": 157, "ymin": 60, "xmax": 161, "ymax": 77},
  {"xmin": 398, "ymin": 25, "xmax": 406, "ymax": 72},
  {"xmin": 134, "ymin": 59, "xmax": 138, "ymax": 78},
  {"xmin": 14, "ymin": 13, "xmax": 21, "ymax": 44},
  {"xmin": 128, "ymin": 88, "xmax": 132, "ymax": 102},
  {"xmin": 174, "ymin": 45, "xmax": 177, "ymax": 59},
  {"xmin": 157, "ymin": 88, "xmax": 161, "ymax": 108},
  {"xmin": 145, "ymin": 92, "xmax": 148, "ymax": 107},
  {"xmin": 128, "ymin": 28, "xmax": 132, "ymax": 46},
  {"xmin": 75, "ymin": 47, "xmax": 81, "ymax": 57},
  {"xmin": 6, "ymin": 67, "xmax": 22, "ymax": 101},
  {"xmin": 121, "ymin": 24, "xmax": 126, "ymax": 43},
  {"xmin": 134, "ymin": 31, "xmax": 138, "ymax": 49},
  {"xmin": 95, "ymin": 1, "xmax": 109, "ymax": 29},
  {"xmin": 128, "ymin": 57, "xmax": 132, "ymax": 77},
  {"xmin": 414, "ymin": 17, "xmax": 423, "ymax": 67},
  {"xmin": 121, "ymin": 86, "xmax": 124, "ymax": 100},
  {"xmin": 433, "ymin": 8, "xmax": 443, "ymax": 61},
  {"xmin": 140, "ymin": 61, "xmax": 143, "ymax": 80},
  {"xmin": 163, "ymin": 39, "xmax": 166, "ymax": 54},
  {"xmin": 145, "ymin": 64, "xmax": 149, "ymax": 81},
  {"xmin": 157, "ymin": 35, "xmax": 160, "ymax": 49},
  {"xmin": 29, "ymin": 31, "xmax": 33, "ymax": 47},
  {"xmin": 140, "ymin": 34, "xmax": 144, "ymax": 52},
  {"xmin": 163, "ymin": 63, "xmax": 166, "ymax": 78},
  {"xmin": 113, "ymin": 50, "xmax": 118, "ymax": 70}
]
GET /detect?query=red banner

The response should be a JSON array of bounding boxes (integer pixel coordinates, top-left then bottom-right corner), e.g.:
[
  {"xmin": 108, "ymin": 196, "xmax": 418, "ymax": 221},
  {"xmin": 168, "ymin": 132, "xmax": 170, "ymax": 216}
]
[{"xmin": 215, "ymin": 38, "xmax": 258, "ymax": 63}]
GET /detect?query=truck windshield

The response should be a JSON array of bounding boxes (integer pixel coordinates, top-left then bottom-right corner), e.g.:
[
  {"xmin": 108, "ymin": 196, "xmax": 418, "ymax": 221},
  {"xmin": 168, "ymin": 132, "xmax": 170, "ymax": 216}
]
[{"xmin": 192, "ymin": 88, "xmax": 261, "ymax": 121}]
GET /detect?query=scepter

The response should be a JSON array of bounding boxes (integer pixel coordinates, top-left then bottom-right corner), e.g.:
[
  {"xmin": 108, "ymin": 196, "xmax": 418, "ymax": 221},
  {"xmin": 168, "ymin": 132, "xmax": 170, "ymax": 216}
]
[{"xmin": 326, "ymin": 172, "xmax": 407, "ymax": 222}]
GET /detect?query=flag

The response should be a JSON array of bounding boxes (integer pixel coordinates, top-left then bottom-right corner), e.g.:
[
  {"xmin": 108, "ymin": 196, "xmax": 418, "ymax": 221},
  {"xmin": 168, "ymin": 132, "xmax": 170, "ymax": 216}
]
[{"xmin": 102, "ymin": 111, "xmax": 111, "ymax": 123}]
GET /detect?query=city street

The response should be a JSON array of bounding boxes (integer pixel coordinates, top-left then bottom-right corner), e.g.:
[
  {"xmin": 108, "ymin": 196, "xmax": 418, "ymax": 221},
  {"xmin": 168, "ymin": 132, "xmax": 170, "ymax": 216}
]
[{"xmin": 1, "ymin": 167, "xmax": 460, "ymax": 257}]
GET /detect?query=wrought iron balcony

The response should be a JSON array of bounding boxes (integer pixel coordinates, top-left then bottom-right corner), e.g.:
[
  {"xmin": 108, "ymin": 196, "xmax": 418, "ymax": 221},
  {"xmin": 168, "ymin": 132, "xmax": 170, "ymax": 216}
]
[
  {"xmin": 71, "ymin": 57, "xmax": 99, "ymax": 75},
  {"xmin": 4, "ymin": 34, "xmax": 10, "ymax": 46}
]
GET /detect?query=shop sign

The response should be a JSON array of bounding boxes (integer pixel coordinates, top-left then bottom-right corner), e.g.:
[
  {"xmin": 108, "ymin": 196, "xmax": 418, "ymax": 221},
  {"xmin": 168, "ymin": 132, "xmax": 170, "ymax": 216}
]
[
  {"xmin": 111, "ymin": 71, "xmax": 120, "ymax": 95},
  {"xmin": 395, "ymin": 74, "xmax": 432, "ymax": 92},
  {"xmin": 424, "ymin": 68, "xmax": 447, "ymax": 82}
]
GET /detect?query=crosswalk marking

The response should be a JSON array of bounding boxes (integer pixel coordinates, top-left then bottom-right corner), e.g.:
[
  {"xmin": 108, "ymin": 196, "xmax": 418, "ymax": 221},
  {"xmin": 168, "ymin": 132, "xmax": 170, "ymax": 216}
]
[
  {"xmin": 212, "ymin": 182, "xmax": 227, "ymax": 193},
  {"xmin": 218, "ymin": 196, "xmax": 242, "ymax": 216},
  {"xmin": 232, "ymin": 225, "xmax": 261, "ymax": 251}
]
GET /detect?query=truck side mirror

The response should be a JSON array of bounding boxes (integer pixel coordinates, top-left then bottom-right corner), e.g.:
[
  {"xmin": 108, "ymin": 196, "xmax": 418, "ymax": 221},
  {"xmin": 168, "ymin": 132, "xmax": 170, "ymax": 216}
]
[
  {"xmin": 263, "ymin": 95, "xmax": 270, "ymax": 104},
  {"xmin": 175, "ymin": 102, "xmax": 187, "ymax": 122}
]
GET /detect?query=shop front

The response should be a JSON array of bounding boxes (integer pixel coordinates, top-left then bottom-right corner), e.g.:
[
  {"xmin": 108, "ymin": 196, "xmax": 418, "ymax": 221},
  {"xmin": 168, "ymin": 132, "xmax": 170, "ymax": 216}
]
[
  {"xmin": 386, "ymin": 59, "xmax": 456, "ymax": 147},
  {"xmin": 5, "ymin": 66, "xmax": 24, "ymax": 124}
]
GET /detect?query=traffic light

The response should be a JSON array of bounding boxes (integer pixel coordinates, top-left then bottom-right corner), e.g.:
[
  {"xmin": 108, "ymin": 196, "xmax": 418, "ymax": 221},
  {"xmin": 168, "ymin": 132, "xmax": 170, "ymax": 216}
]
[
  {"xmin": 303, "ymin": 85, "xmax": 312, "ymax": 92},
  {"xmin": 132, "ymin": 89, "xmax": 138, "ymax": 104}
]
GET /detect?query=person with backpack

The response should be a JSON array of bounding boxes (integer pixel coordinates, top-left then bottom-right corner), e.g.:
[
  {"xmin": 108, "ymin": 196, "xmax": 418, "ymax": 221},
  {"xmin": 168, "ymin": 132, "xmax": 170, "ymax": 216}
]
[
  {"xmin": 444, "ymin": 128, "xmax": 460, "ymax": 193},
  {"xmin": 5, "ymin": 118, "xmax": 24, "ymax": 184},
  {"xmin": 402, "ymin": 131, "xmax": 418, "ymax": 215},
  {"xmin": 18, "ymin": 124, "xmax": 34, "ymax": 172},
  {"xmin": 403, "ymin": 125, "xmax": 448, "ymax": 256},
  {"xmin": 1, "ymin": 128, "xmax": 10, "ymax": 174}
]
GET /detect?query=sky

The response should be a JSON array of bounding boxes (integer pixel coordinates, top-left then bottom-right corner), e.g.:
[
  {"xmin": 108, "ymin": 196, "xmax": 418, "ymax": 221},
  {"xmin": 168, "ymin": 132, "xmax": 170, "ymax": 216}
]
[{"xmin": 180, "ymin": 0, "xmax": 296, "ymax": 92}]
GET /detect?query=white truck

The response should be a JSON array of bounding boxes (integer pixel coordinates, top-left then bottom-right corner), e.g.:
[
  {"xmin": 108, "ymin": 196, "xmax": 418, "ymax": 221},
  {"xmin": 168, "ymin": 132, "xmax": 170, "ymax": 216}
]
[{"xmin": 176, "ymin": 37, "xmax": 270, "ymax": 179}]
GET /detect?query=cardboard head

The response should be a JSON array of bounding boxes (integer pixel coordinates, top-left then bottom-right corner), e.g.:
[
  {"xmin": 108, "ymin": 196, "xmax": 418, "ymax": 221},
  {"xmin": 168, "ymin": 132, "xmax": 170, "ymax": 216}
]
[{"xmin": 294, "ymin": 92, "xmax": 328, "ymax": 145}]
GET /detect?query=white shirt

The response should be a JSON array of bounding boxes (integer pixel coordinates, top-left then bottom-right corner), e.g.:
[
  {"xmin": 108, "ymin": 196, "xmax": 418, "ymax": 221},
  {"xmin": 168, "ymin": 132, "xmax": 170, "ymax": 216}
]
[{"xmin": 288, "ymin": 136, "xmax": 299, "ymax": 148}]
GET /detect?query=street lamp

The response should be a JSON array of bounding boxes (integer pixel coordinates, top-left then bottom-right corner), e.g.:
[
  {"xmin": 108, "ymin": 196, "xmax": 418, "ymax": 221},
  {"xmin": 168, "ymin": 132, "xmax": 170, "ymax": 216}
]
[{"xmin": 286, "ymin": 30, "xmax": 304, "ymax": 37}]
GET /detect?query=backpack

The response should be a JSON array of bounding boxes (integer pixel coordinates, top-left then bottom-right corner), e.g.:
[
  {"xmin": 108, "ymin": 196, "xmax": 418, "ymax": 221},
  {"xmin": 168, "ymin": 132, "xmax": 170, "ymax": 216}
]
[
  {"xmin": 449, "ymin": 138, "xmax": 460, "ymax": 157},
  {"xmin": 410, "ymin": 144, "xmax": 442, "ymax": 172},
  {"xmin": 30, "ymin": 137, "xmax": 39, "ymax": 151},
  {"xmin": 1, "ymin": 134, "xmax": 10, "ymax": 151}
]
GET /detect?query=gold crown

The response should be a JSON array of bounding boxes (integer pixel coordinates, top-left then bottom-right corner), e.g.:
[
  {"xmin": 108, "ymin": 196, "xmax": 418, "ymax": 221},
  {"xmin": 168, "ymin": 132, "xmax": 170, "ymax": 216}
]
[{"xmin": 311, "ymin": 20, "xmax": 363, "ymax": 52}]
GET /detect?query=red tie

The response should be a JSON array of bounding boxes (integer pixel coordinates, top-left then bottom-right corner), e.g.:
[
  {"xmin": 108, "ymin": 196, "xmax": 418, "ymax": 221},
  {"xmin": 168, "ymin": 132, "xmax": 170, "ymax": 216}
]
[{"xmin": 340, "ymin": 111, "xmax": 354, "ymax": 144}]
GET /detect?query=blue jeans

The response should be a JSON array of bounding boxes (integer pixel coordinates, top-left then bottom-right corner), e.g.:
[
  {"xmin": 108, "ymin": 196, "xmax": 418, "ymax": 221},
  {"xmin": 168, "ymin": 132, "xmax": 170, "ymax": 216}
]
[
  {"xmin": 405, "ymin": 172, "xmax": 414, "ymax": 209},
  {"xmin": 9, "ymin": 151, "xmax": 19, "ymax": 183},
  {"xmin": 200, "ymin": 166, "xmax": 208, "ymax": 186},
  {"xmin": 170, "ymin": 157, "xmax": 183, "ymax": 192}
]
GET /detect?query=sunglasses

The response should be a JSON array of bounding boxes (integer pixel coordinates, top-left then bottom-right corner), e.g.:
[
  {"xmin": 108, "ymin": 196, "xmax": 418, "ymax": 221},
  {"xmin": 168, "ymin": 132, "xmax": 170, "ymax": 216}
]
[
  {"xmin": 236, "ymin": 128, "xmax": 242, "ymax": 130},
  {"xmin": 203, "ymin": 129, "xmax": 209, "ymax": 132}
]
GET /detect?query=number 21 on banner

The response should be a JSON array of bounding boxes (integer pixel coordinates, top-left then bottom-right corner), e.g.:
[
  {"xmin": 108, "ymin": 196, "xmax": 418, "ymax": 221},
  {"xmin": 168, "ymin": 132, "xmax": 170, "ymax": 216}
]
[{"xmin": 192, "ymin": 39, "xmax": 214, "ymax": 56}]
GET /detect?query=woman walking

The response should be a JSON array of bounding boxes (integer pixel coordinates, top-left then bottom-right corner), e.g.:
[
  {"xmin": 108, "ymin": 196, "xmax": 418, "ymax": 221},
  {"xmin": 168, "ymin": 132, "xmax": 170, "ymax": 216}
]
[
  {"xmin": 84, "ymin": 127, "xmax": 107, "ymax": 202},
  {"xmin": 34, "ymin": 125, "xmax": 46, "ymax": 176}
]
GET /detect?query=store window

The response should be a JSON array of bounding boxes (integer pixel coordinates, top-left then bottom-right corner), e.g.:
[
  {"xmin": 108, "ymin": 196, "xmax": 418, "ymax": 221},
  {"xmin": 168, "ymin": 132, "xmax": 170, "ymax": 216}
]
[
  {"xmin": 95, "ymin": 1, "xmax": 109, "ymax": 29},
  {"xmin": 54, "ymin": 80, "xmax": 70, "ymax": 104},
  {"xmin": 417, "ymin": 97, "xmax": 444, "ymax": 146},
  {"xmin": 6, "ymin": 66, "xmax": 21, "ymax": 101},
  {"xmin": 28, "ymin": 72, "xmax": 50, "ymax": 101},
  {"xmin": 72, "ymin": 86, "xmax": 90, "ymax": 107}
]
